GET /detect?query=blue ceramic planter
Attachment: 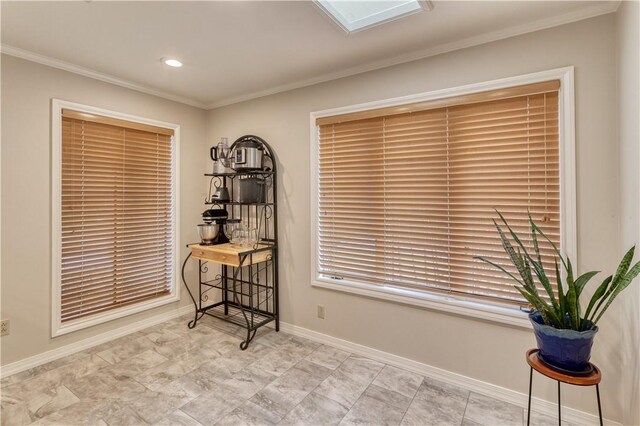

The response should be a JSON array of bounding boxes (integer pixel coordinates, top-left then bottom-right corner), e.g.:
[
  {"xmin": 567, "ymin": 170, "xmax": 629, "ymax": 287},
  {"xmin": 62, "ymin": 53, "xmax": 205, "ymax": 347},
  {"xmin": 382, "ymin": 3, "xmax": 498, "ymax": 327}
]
[{"xmin": 529, "ymin": 311, "xmax": 598, "ymax": 371}]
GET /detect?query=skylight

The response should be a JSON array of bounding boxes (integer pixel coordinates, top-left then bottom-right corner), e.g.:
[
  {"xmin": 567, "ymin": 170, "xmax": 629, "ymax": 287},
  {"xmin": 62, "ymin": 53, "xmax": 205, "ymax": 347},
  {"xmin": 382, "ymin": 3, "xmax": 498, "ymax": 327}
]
[{"xmin": 314, "ymin": 0, "xmax": 431, "ymax": 33}]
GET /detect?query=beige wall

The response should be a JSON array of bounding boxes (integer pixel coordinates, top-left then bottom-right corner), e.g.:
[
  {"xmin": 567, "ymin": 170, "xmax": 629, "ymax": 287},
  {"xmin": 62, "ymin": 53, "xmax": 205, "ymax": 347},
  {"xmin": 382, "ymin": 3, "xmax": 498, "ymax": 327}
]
[
  {"xmin": 208, "ymin": 15, "xmax": 626, "ymax": 420},
  {"xmin": 616, "ymin": 1, "xmax": 640, "ymax": 425},
  {"xmin": 0, "ymin": 55, "xmax": 207, "ymax": 364},
  {"xmin": 1, "ymin": 9, "xmax": 637, "ymax": 425}
]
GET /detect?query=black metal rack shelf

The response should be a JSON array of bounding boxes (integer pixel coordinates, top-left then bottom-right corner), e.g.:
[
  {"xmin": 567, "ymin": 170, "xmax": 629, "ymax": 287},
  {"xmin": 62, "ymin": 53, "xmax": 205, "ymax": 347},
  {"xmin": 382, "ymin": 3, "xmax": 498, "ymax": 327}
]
[
  {"xmin": 202, "ymin": 303, "xmax": 275, "ymax": 330},
  {"xmin": 205, "ymin": 201, "xmax": 274, "ymax": 206},
  {"xmin": 204, "ymin": 170, "xmax": 274, "ymax": 177},
  {"xmin": 181, "ymin": 135, "xmax": 279, "ymax": 350}
]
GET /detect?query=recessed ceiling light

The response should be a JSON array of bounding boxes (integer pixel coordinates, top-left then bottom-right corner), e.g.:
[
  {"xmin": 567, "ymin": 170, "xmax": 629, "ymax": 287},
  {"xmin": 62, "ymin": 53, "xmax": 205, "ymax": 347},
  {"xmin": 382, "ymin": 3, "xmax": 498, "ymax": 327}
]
[
  {"xmin": 314, "ymin": 0, "xmax": 432, "ymax": 33},
  {"xmin": 163, "ymin": 58, "xmax": 183, "ymax": 68}
]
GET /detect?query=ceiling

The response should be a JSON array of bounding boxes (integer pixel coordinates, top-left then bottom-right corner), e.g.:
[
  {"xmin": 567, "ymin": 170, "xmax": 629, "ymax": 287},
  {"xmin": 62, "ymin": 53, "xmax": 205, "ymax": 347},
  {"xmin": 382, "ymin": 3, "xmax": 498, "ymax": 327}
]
[{"xmin": 1, "ymin": 1, "xmax": 618, "ymax": 109}]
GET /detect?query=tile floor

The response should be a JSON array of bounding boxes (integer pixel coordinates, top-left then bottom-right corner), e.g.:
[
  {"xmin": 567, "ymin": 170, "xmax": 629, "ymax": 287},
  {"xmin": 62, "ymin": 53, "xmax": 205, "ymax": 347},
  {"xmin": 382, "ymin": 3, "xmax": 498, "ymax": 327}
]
[{"xmin": 1, "ymin": 314, "xmax": 564, "ymax": 426}]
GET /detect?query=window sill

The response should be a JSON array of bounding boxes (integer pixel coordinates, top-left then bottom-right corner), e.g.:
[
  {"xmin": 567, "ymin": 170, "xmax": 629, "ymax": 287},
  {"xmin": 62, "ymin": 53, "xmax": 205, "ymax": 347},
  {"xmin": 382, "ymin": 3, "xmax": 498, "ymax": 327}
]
[
  {"xmin": 312, "ymin": 277, "xmax": 532, "ymax": 330},
  {"xmin": 52, "ymin": 292, "xmax": 180, "ymax": 337}
]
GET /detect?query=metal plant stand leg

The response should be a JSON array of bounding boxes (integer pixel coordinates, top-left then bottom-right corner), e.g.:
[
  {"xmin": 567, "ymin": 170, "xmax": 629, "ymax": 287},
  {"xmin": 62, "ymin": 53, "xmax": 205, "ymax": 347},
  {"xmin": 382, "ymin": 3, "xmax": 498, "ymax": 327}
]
[
  {"xmin": 596, "ymin": 385, "xmax": 603, "ymax": 426},
  {"xmin": 527, "ymin": 367, "xmax": 533, "ymax": 426},
  {"xmin": 557, "ymin": 381, "xmax": 561, "ymax": 426}
]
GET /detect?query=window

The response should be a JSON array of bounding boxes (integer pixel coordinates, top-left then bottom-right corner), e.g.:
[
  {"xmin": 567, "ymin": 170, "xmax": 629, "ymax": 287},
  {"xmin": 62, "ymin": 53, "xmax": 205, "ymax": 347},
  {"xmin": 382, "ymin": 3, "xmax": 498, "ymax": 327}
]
[
  {"xmin": 311, "ymin": 69, "xmax": 575, "ymax": 325},
  {"xmin": 313, "ymin": 0, "xmax": 431, "ymax": 33},
  {"xmin": 51, "ymin": 100, "xmax": 180, "ymax": 336}
]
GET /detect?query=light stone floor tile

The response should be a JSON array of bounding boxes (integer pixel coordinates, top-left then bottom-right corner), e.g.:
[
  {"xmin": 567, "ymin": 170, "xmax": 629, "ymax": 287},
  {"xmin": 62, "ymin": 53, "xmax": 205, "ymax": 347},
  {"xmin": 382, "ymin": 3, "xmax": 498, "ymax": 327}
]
[
  {"xmin": 3, "ymin": 315, "xmax": 530, "ymax": 426},
  {"xmin": 464, "ymin": 392, "xmax": 524, "ymax": 426},
  {"xmin": 218, "ymin": 400, "xmax": 283, "ymax": 426},
  {"xmin": 96, "ymin": 335, "xmax": 157, "ymax": 364},
  {"xmin": 279, "ymin": 391, "xmax": 349, "ymax": 426},
  {"xmin": 281, "ymin": 336, "xmax": 322, "ymax": 357},
  {"xmin": 108, "ymin": 349, "xmax": 170, "ymax": 379},
  {"xmin": 118, "ymin": 384, "xmax": 198, "ymax": 424},
  {"xmin": 252, "ymin": 367, "xmax": 325, "ymax": 418},
  {"xmin": 372, "ymin": 365, "xmax": 424, "ymax": 399},
  {"xmin": 253, "ymin": 329, "xmax": 294, "ymax": 349},
  {"xmin": 136, "ymin": 350, "xmax": 212, "ymax": 391},
  {"xmin": 400, "ymin": 378, "xmax": 469, "ymax": 426},
  {"xmin": 210, "ymin": 364, "xmax": 277, "ymax": 399},
  {"xmin": 154, "ymin": 409, "xmax": 204, "ymax": 426},
  {"xmin": 30, "ymin": 399, "xmax": 112, "ymax": 426},
  {"xmin": 180, "ymin": 383, "xmax": 248, "ymax": 426},
  {"xmin": 292, "ymin": 359, "xmax": 334, "ymax": 381},
  {"xmin": 305, "ymin": 345, "xmax": 351, "ymax": 370},
  {"xmin": 1, "ymin": 351, "xmax": 90, "ymax": 388},
  {"xmin": 361, "ymin": 384, "xmax": 413, "ymax": 412},
  {"xmin": 250, "ymin": 346, "xmax": 308, "ymax": 377},
  {"xmin": 65, "ymin": 369, "xmax": 147, "ymax": 400},
  {"xmin": 314, "ymin": 370, "xmax": 371, "ymax": 409},
  {"xmin": 524, "ymin": 409, "xmax": 574, "ymax": 426},
  {"xmin": 24, "ymin": 385, "xmax": 80, "ymax": 421},
  {"xmin": 340, "ymin": 394, "xmax": 405, "ymax": 426},
  {"xmin": 99, "ymin": 399, "xmax": 151, "ymax": 426},
  {"xmin": 337, "ymin": 356, "xmax": 385, "ymax": 384},
  {"xmin": 4, "ymin": 354, "xmax": 110, "ymax": 396}
]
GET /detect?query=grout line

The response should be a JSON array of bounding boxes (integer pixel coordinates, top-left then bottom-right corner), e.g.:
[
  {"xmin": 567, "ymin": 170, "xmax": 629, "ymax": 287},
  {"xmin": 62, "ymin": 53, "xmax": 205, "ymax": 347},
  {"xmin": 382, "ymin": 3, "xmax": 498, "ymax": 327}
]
[
  {"xmin": 178, "ymin": 408, "xmax": 203, "ymax": 425},
  {"xmin": 460, "ymin": 389, "xmax": 471, "ymax": 425},
  {"xmin": 399, "ymin": 377, "xmax": 422, "ymax": 425},
  {"xmin": 284, "ymin": 348, "xmax": 359, "ymax": 422}
]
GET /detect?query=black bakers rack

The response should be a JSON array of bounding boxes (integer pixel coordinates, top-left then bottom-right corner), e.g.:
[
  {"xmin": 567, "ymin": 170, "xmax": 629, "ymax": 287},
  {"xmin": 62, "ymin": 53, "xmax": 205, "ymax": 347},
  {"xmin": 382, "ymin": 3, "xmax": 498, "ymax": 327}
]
[{"xmin": 181, "ymin": 136, "xmax": 278, "ymax": 350}]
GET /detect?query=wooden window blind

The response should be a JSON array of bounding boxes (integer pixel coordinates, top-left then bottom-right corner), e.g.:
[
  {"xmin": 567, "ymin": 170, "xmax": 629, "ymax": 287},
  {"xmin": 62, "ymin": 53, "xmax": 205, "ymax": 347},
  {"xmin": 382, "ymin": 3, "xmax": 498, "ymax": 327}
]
[
  {"xmin": 60, "ymin": 109, "xmax": 175, "ymax": 322},
  {"xmin": 316, "ymin": 81, "xmax": 560, "ymax": 306}
]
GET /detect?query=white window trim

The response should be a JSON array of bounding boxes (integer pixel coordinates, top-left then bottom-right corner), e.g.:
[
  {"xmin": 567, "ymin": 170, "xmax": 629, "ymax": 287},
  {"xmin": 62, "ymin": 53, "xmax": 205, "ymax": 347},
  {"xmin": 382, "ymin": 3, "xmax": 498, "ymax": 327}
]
[
  {"xmin": 51, "ymin": 99, "xmax": 181, "ymax": 337},
  {"xmin": 309, "ymin": 67, "xmax": 576, "ymax": 329}
]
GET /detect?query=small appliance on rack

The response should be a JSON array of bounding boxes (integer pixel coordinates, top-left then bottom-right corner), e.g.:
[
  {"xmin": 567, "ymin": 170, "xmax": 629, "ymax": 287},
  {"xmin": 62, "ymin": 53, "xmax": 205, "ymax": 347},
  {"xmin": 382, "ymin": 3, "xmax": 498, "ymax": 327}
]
[
  {"xmin": 231, "ymin": 136, "xmax": 264, "ymax": 171},
  {"xmin": 210, "ymin": 137, "xmax": 232, "ymax": 174},
  {"xmin": 198, "ymin": 209, "xmax": 240, "ymax": 245}
]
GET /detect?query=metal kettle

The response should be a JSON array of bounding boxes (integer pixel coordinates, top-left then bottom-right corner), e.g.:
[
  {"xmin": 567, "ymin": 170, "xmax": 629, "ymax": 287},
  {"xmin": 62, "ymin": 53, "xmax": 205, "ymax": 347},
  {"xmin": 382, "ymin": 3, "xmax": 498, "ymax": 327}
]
[{"xmin": 231, "ymin": 136, "xmax": 264, "ymax": 171}]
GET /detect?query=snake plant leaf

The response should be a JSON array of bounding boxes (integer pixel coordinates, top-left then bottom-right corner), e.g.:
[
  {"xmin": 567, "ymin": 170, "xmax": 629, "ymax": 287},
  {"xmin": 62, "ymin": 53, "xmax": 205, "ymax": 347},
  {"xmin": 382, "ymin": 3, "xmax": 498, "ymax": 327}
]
[
  {"xmin": 614, "ymin": 246, "xmax": 636, "ymax": 282},
  {"xmin": 495, "ymin": 212, "xmax": 538, "ymax": 290},
  {"xmin": 497, "ymin": 210, "xmax": 532, "ymax": 259},
  {"xmin": 522, "ymin": 253, "xmax": 537, "ymax": 293},
  {"xmin": 493, "ymin": 220, "xmax": 532, "ymax": 288},
  {"xmin": 565, "ymin": 257, "xmax": 580, "ymax": 329},
  {"xmin": 530, "ymin": 219, "xmax": 567, "ymax": 270},
  {"xmin": 590, "ymin": 246, "xmax": 636, "ymax": 321},
  {"xmin": 584, "ymin": 275, "xmax": 612, "ymax": 324},
  {"xmin": 529, "ymin": 213, "xmax": 543, "ymax": 265},
  {"xmin": 515, "ymin": 286, "xmax": 560, "ymax": 327},
  {"xmin": 593, "ymin": 259, "xmax": 640, "ymax": 324},
  {"xmin": 474, "ymin": 256, "xmax": 524, "ymax": 286},
  {"xmin": 575, "ymin": 271, "xmax": 600, "ymax": 298},
  {"xmin": 554, "ymin": 259, "xmax": 567, "ymax": 328},
  {"xmin": 529, "ymin": 257, "xmax": 558, "ymax": 311}
]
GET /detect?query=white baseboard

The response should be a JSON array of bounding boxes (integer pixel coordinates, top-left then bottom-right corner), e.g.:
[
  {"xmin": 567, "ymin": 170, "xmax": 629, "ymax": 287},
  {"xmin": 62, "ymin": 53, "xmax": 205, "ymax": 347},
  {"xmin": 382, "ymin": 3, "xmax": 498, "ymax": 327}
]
[
  {"xmin": 279, "ymin": 322, "xmax": 620, "ymax": 426},
  {"xmin": 0, "ymin": 305, "xmax": 192, "ymax": 379}
]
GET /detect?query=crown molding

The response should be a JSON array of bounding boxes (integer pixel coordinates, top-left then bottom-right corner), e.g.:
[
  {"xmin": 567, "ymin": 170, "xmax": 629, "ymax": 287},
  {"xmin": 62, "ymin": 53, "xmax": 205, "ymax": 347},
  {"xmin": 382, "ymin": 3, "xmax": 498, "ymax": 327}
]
[
  {"xmin": 205, "ymin": 0, "xmax": 620, "ymax": 109},
  {"xmin": 0, "ymin": 45, "xmax": 209, "ymax": 109},
  {"xmin": 0, "ymin": 0, "xmax": 620, "ymax": 111}
]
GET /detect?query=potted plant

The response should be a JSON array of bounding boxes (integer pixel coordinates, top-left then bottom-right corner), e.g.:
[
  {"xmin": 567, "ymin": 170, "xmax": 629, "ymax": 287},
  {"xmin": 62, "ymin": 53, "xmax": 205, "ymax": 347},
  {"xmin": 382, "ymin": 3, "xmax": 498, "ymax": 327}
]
[{"xmin": 476, "ymin": 211, "xmax": 640, "ymax": 372}]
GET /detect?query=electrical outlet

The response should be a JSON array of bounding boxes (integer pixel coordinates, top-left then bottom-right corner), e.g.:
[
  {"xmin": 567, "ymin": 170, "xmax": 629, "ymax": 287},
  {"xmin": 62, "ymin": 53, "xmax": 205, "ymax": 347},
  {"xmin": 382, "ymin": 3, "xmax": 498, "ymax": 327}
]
[
  {"xmin": 0, "ymin": 319, "xmax": 10, "ymax": 336},
  {"xmin": 317, "ymin": 305, "xmax": 325, "ymax": 319}
]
